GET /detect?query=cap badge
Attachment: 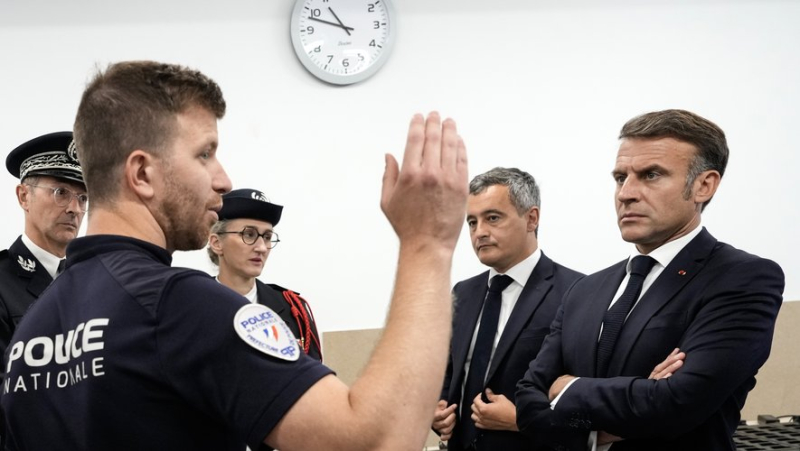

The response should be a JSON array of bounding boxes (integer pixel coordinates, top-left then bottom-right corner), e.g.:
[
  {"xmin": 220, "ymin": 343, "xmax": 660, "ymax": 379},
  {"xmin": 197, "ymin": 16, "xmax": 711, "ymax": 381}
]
[
  {"xmin": 233, "ymin": 304, "xmax": 300, "ymax": 361},
  {"xmin": 67, "ymin": 140, "xmax": 79, "ymax": 163},
  {"xmin": 17, "ymin": 256, "xmax": 36, "ymax": 273},
  {"xmin": 251, "ymin": 191, "xmax": 268, "ymax": 202}
]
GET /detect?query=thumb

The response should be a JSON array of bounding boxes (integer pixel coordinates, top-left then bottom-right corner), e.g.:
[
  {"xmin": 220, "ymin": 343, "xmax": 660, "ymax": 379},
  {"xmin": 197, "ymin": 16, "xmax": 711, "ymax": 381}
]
[
  {"xmin": 380, "ymin": 153, "xmax": 399, "ymax": 214},
  {"xmin": 485, "ymin": 388, "xmax": 497, "ymax": 401}
]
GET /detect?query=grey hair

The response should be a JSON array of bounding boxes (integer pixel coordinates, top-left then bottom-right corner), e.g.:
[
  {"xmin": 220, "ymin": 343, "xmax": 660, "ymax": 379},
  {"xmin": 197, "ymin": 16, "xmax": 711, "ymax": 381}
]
[
  {"xmin": 469, "ymin": 167, "xmax": 540, "ymax": 214},
  {"xmin": 206, "ymin": 219, "xmax": 229, "ymax": 266}
]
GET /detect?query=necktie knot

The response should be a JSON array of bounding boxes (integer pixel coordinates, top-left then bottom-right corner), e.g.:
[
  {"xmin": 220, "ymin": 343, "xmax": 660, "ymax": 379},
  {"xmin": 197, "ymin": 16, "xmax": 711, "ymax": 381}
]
[
  {"xmin": 488, "ymin": 274, "xmax": 514, "ymax": 294},
  {"xmin": 629, "ymin": 255, "xmax": 656, "ymax": 277}
]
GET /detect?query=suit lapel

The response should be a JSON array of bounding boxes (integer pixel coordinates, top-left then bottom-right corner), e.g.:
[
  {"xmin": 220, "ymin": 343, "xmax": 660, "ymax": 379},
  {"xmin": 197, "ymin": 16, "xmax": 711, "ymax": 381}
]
[
  {"xmin": 449, "ymin": 273, "xmax": 489, "ymax": 401},
  {"xmin": 486, "ymin": 254, "xmax": 554, "ymax": 381},
  {"xmin": 606, "ymin": 229, "xmax": 717, "ymax": 376}
]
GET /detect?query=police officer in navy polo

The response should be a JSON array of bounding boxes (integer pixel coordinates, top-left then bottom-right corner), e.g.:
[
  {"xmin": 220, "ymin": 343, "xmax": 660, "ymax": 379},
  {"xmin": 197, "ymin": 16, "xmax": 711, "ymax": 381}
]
[
  {"xmin": 0, "ymin": 132, "xmax": 86, "ymax": 375},
  {"xmin": 208, "ymin": 189, "xmax": 322, "ymax": 361},
  {"xmin": 2, "ymin": 61, "xmax": 469, "ymax": 450}
]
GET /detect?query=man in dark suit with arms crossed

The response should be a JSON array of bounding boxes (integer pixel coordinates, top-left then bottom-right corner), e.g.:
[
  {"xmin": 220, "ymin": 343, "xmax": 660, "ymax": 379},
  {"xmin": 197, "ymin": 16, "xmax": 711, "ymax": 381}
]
[
  {"xmin": 516, "ymin": 109, "xmax": 784, "ymax": 450},
  {"xmin": 433, "ymin": 167, "xmax": 582, "ymax": 450}
]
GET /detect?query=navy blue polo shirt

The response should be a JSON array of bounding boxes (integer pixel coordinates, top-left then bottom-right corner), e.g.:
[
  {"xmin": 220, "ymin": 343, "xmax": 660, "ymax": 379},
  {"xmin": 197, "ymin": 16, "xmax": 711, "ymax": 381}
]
[{"xmin": 2, "ymin": 235, "xmax": 332, "ymax": 450}]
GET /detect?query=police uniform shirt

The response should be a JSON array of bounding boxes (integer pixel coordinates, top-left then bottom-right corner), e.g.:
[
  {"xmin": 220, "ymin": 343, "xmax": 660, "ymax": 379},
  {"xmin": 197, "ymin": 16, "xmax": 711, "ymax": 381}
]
[{"xmin": 1, "ymin": 235, "xmax": 333, "ymax": 450}]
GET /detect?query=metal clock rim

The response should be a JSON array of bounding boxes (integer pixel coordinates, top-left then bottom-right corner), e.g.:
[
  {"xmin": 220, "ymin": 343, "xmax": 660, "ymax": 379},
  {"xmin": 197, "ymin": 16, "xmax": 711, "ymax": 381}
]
[{"xmin": 290, "ymin": 0, "xmax": 396, "ymax": 86}]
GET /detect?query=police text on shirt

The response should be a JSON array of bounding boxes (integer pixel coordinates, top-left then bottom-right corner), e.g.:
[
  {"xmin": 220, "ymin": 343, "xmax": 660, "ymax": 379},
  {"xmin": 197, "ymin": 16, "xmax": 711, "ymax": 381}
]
[{"xmin": 4, "ymin": 318, "xmax": 108, "ymax": 393}]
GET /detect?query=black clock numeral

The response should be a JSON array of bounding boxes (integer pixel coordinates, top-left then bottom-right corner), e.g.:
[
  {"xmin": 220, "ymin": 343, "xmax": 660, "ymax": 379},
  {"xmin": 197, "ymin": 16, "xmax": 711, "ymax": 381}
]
[
  {"xmin": 311, "ymin": 8, "xmax": 321, "ymax": 17},
  {"xmin": 373, "ymin": 20, "xmax": 380, "ymax": 29},
  {"xmin": 368, "ymin": 3, "xmax": 375, "ymax": 12},
  {"xmin": 369, "ymin": 39, "xmax": 376, "ymax": 47},
  {"xmin": 342, "ymin": 58, "xmax": 350, "ymax": 67},
  {"xmin": 313, "ymin": 46, "xmax": 321, "ymax": 53},
  {"xmin": 327, "ymin": 55, "xmax": 334, "ymax": 63},
  {"xmin": 358, "ymin": 54, "xmax": 365, "ymax": 61},
  {"xmin": 306, "ymin": 26, "xmax": 315, "ymax": 34}
]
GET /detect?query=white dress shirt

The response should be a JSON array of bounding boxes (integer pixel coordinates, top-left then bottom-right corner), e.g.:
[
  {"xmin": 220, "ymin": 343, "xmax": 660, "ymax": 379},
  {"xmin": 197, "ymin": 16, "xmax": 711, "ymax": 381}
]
[
  {"xmin": 462, "ymin": 248, "xmax": 542, "ymax": 401},
  {"xmin": 21, "ymin": 233, "xmax": 63, "ymax": 279}
]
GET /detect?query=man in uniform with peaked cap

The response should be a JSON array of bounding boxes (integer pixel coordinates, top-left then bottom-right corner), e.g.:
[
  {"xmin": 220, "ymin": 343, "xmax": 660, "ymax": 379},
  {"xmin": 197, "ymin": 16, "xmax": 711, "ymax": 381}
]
[
  {"xmin": 208, "ymin": 188, "xmax": 322, "ymax": 361},
  {"xmin": 0, "ymin": 131, "xmax": 87, "ymax": 376}
]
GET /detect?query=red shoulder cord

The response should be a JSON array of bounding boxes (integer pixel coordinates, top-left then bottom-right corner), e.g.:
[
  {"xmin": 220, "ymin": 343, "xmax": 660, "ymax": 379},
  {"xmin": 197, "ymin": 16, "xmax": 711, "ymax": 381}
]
[{"xmin": 282, "ymin": 290, "xmax": 323, "ymax": 361}]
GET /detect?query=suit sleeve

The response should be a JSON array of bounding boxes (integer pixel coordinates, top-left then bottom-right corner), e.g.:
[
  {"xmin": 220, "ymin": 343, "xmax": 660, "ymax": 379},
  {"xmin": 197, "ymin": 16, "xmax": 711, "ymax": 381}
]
[
  {"xmin": 516, "ymin": 288, "xmax": 590, "ymax": 449},
  {"xmin": 543, "ymin": 257, "xmax": 784, "ymax": 440}
]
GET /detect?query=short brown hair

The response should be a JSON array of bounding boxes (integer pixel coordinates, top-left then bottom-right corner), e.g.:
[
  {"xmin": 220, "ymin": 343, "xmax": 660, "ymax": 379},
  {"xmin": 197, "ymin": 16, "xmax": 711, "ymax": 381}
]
[
  {"xmin": 619, "ymin": 109, "xmax": 728, "ymax": 210},
  {"xmin": 73, "ymin": 61, "xmax": 226, "ymax": 206}
]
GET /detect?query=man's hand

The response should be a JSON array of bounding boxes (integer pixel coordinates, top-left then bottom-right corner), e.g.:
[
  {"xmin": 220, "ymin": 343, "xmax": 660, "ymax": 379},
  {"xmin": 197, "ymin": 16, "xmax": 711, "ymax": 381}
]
[
  {"xmin": 649, "ymin": 348, "xmax": 685, "ymax": 380},
  {"xmin": 380, "ymin": 112, "xmax": 468, "ymax": 252},
  {"xmin": 597, "ymin": 431, "xmax": 624, "ymax": 445},
  {"xmin": 432, "ymin": 400, "xmax": 457, "ymax": 440},
  {"xmin": 595, "ymin": 348, "xmax": 687, "ymax": 445},
  {"xmin": 471, "ymin": 389, "xmax": 518, "ymax": 431},
  {"xmin": 548, "ymin": 374, "xmax": 576, "ymax": 402}
]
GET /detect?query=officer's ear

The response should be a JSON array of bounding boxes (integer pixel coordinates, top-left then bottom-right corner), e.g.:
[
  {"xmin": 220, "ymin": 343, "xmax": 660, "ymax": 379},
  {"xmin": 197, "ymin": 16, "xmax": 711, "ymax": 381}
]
[
  {"xmin": 208, "ymin": 233, "xmax": 224, "ymax": 256},
  {"xmin": 16, "ymin": 184, "xmax": 31, "ymax": 210},
  {"xmin": 125, "ymin": 150, "xmax": 157, "ymax": 200}
]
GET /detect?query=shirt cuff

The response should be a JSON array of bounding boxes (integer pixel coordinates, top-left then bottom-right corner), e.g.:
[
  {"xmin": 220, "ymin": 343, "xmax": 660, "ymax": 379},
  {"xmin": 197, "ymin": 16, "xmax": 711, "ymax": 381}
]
[{"xmin": 549, "ymin": 376, "xmax": 580, "ymax": 410}]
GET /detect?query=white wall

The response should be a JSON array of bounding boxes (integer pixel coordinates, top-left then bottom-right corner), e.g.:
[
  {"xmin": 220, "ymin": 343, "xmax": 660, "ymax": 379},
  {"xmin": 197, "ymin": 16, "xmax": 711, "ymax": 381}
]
[{"xmin": 1, "ymin": 0, "xmax": 798, "ymax": 333}]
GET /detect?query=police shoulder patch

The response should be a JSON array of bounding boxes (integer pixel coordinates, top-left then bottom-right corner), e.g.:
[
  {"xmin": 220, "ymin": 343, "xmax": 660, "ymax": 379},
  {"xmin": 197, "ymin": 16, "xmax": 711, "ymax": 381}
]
[{"xmin": 233, "ymin": 304, "xmax": 300, "ymax": 361}]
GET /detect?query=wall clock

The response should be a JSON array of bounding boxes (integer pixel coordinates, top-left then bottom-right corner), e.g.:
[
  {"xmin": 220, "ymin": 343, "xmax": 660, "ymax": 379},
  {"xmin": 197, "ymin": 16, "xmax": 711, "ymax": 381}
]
[{"xmin": 290, "ymin": 0, "xmax": 396, "ymax": 85}]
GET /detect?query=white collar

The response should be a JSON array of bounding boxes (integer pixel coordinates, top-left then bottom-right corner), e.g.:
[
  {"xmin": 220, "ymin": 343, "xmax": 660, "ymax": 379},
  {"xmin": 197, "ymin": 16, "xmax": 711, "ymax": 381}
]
[
  {"xmin": 628, "ymin": 224, "xmax": 703, "ymax": 270},
  {"xmin": 488, "ymin": 247, "xmax": 542, "ymax": 287},
  {"xmin": 21, "ymin": 234, "xmax": 62, "ymax": 279},
  {"xmin": 214, "ymin": 276, "xmax": 258, "ymax": 303}
]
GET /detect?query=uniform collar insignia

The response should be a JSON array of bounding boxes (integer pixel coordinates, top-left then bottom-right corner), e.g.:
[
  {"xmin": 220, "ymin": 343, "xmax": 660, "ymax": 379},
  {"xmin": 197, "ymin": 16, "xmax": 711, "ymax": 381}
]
[{"xmin": 17, "ymin": 255, "xmax": 36, "ymax": 272}]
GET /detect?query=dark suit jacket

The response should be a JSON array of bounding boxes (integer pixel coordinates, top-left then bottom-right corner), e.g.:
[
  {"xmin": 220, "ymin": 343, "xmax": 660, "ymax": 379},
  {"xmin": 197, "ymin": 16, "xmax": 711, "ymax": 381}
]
[
  {"xmin": 0, "ymin": 237, "xmax": 54, "ymax": 374},
  {"xmin": 516, "ymin": 228, "xmax": 785, "ymax": 451},
  {"xmin": 255, "ymin": 280, "xmax": 322, "ymax": 361},
  {"xmin": 442, "ymin": 252, "xmax": 583, "ymax": 451}
]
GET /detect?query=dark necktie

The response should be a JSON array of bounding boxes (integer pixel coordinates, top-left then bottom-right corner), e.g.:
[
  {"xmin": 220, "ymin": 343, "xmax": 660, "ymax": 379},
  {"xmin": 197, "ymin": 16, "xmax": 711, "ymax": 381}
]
[
  {"xmin": 460, "ymin": 274, "xmax": 514, "ymax": 445},
  {"xmin": 55, "ymin": 259, "xmax": 66, "ymax": 278},
  {"xmin": 596, "ymin": 255, "xmax": 656, "ymax": 377}
]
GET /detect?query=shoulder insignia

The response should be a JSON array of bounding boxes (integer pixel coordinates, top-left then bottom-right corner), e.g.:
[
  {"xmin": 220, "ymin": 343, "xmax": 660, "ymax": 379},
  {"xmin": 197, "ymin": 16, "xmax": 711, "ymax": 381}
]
[{"xmin": 233, "ymin": 304, "xmax": 300, "ymax": 361}]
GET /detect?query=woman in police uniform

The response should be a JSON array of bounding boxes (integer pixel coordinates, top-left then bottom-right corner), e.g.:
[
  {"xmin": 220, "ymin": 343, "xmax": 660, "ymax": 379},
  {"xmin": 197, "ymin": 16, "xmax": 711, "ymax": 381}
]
[{"xmin": 207, "ymin": 188, "xmax": 322, "ymax": 361}]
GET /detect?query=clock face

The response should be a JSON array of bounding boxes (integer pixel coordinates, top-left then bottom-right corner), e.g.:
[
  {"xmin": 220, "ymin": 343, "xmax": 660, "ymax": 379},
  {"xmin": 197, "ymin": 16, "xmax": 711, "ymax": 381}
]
[{"xmin": 290, "ymin": 0, "xmax": 395, "ymax": 85}]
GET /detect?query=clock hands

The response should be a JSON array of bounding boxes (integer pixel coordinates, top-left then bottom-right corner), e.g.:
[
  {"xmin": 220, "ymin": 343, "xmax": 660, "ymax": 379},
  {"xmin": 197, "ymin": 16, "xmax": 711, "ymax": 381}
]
[
  {"xmin": 327, "ymin": 7, "xmax": 351, "ymax": 36},
  {"xmin": 307, "ymin": 16, "xmax": 354, "ymax": 32},
  {"xmin": 307, "ymin": 8, "xmax": 354, "ymax": 35}
]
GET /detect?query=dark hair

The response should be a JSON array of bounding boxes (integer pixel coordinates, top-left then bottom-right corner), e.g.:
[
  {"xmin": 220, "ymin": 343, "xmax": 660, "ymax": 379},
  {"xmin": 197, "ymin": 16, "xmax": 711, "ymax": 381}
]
[
  {"xmin": 73, "ymin": 61, "xmax": 226, "ymax": 205},
  {"xmin": 619, "ymin": 109, "xmax": 728, "ymax": 210}
]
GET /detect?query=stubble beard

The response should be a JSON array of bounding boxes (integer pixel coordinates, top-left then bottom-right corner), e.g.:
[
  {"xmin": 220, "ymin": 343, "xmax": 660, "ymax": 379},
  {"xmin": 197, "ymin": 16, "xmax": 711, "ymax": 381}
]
[{"xmin": 158, "ymin": 176, "xmax": 211, "ymax": 252}]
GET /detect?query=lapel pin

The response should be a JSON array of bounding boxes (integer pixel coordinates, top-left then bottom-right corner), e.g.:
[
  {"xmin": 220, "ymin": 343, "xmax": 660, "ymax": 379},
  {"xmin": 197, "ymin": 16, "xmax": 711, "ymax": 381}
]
[{"xmin": 678, "ymin": 270, "xmax": 687, "ymax": 276}]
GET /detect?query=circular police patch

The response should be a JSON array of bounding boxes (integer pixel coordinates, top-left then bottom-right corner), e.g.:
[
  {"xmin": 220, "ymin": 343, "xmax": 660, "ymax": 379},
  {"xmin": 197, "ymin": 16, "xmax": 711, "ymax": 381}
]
[{"xmin": 233, "ymin": 304, "xmax": 300, "ymax": 361}]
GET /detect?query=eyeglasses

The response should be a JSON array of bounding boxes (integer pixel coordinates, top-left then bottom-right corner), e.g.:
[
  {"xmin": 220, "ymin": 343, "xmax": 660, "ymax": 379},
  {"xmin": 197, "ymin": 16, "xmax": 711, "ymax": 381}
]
[
  {"xmin": 218, "ymin": 226, "xmax": 280, "ymax": 248},
  {"xmin": 27, "ymin": 184, "xmax": 89, "ymax": 212}
]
